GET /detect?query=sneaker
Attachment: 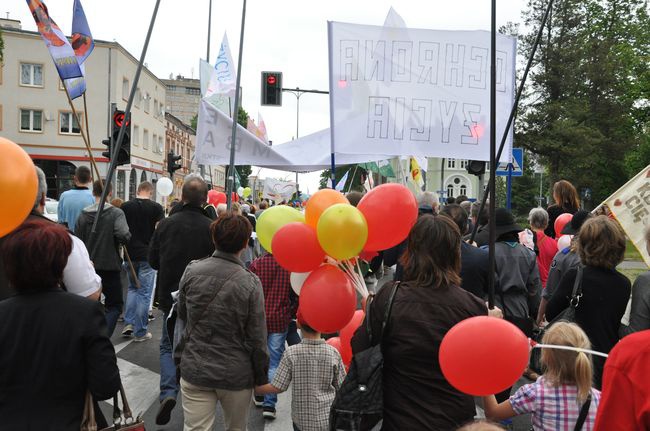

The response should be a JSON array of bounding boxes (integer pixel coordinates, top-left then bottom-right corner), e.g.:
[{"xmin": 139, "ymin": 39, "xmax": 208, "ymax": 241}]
[
  {"xmin": 253, "ymin": 395, "xmax": 264, "ymax": 407},
  {"xmin": 262, "ymin": 406, "xmax": 276, "ymax": 419},
  {"xmin": 156, "ymin": 397, "xmax": 177, "ymax": 425},
  {"xmin": 121, "ymin": 324, "xmax": 133, "ymax": 337},
  {"xmin": 133, "ymin": 332, "xmax": 153, "ymax": 342}
]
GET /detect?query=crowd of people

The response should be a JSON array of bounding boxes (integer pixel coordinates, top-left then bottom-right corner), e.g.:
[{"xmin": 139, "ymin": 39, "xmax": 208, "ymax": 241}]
[{"xmin": 0, "ymin": 165, "xmax": 649, "ymax": 431}]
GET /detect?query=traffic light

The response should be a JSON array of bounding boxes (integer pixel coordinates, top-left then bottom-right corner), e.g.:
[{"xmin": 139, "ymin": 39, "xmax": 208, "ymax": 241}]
[
  {"xmin": 103, "ymin": 110, "xmax": 131, "ymax": 165},
  {"xmin": 466, "ymin": 160, "xmax": 486, "ymax": 176},
  {"xmin": 167, "ymin": 151, "xmax": 182, "ymax": 176},
  {"xmin": 261, "ymin": 71, "xmax": 282, "ymax": 106}
]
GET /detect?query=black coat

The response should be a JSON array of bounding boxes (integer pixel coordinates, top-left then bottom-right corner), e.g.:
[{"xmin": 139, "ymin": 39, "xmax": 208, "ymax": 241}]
[
  {"xmin": 351, "ymin": 281, "xmax": 487, "ymax": 430},
  {"xmin": 459, "ymin": 242, "xmax": 490, "ymax": 299},
  {"xmin": 0, "ymin": 289, "xmax": 120, "ymax": 429},
  {"xmin": 149, "ymin": 205, "xmax": 215, "ymax": 313}
]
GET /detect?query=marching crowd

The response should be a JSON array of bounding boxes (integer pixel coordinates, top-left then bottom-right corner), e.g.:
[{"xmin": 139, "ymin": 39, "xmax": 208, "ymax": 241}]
[{"xmin": 0, "ymin": 165, "xmax": 649, "ymax": 431}]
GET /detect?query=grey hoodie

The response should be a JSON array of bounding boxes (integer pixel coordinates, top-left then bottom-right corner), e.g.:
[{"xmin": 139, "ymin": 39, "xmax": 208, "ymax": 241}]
[{"xmin": 75, "ymin": 203, "xmax": 131, "ymax": 272}]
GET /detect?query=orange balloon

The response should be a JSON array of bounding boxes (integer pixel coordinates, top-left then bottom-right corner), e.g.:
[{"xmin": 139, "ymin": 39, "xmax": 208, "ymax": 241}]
[
  {"xmin": 0, "ymin": 138, "xmax": 38, "ymax": 237},
  {"xmin": 305, "ymin": 189, "xmax": 349, "ymax": 228}
]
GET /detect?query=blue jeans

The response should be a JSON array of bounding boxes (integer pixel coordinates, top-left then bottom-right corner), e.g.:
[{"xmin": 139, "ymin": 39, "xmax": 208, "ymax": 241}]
[
  {"xmin": 160, "ymin": 311, "xmax": 178, "ymax": 401},
  {"xmin": 123, "ymin": 261, "xmax": 156, "ymax": 337},
  {"xmin": 263, "ymin": 331, "xmax": 288, "ymax": 408}
]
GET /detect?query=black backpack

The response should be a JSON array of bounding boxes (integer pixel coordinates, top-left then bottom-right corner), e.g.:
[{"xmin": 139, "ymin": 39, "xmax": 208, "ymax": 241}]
[{"xmin": 329, "ymin": 282, "xmax": 400, "ymax": 431}]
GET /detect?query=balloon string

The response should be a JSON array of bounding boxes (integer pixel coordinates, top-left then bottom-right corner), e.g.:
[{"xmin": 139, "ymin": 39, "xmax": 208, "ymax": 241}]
[{"xmin": 532, "ymin": 343, "xmax": 609, "ymax": 358}]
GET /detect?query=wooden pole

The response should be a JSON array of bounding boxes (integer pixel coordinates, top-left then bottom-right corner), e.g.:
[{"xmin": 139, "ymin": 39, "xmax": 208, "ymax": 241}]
[
  {"xmin": 82, "ymin": 92, "xmax": 96, "ymax": 178},
  {"xmin": 61, "ymin": 81, "xmax": 101, "ymax": 180}
]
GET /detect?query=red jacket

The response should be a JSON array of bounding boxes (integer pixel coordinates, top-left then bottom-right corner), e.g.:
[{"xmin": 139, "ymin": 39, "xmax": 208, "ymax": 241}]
[{"xmin": 594, "ymin": 330, "xmax": 650, "ymax": 430}]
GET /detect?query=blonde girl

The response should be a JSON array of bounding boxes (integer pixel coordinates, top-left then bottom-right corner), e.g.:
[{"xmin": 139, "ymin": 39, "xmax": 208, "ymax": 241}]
[{"xmin": 483, "ymin": 322, "xmax": 601, "ymax": 430}]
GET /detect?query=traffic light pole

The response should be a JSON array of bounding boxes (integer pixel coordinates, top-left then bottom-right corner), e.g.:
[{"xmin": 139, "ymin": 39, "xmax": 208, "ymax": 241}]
[
  {"xmin": 226, "ymin": 0, "xmax": 247, "ymax": 209},
  {"xmin": 282, "ymin": 87, "xmax": 329, "ymax": 200},
  {"xmin": 91, "ymin": 0, "xmax": 161, "ymax": 235}
]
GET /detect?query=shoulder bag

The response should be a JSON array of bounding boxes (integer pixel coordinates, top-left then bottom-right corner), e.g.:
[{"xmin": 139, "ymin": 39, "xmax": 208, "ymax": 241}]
[
  {"xmin": 530, "ymin": 265, "xmax": 584, "ymax": 374},
  {"xmin": 329, "ymin": 282, "xmax": 400, "ymax": 431},
  {"xmin": 81, "ymin": 384, "xmax": 145, "ymax": 431}
]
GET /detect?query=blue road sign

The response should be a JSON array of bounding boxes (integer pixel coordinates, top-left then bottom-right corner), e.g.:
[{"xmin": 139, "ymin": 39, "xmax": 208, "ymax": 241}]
[{"xmin": 496, "ymin": 148, "xmax": 524, "ymax": 177}]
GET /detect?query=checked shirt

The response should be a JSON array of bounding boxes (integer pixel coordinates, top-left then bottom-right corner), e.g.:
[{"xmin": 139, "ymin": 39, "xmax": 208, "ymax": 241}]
[
  {"xmin": 272, "ymin": 338, "xmax": 346, "ymax": 431},
  {"xmin": 249, "ymin": 254, "xmax": 292, "ymax": 333},
  {"xmin": 510, "ymin": 376, "xmax": 601, "ymax": 431}
]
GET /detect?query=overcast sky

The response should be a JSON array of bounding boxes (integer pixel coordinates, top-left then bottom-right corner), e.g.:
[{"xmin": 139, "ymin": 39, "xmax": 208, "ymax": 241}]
[{"xmin": 6, "ymin": 0, "xmax": 527, "ymax": 193}]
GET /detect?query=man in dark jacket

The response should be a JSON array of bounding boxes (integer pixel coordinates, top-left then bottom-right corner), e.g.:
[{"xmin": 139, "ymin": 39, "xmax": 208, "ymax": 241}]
[
  {"xmin": 76, "ymin": 180, "xmax": 131, "ymax": 337},
  {"xmin": 440, "ymin": 204, "xmax": 490, "ymax": 299},
  {"xmin": 148, "ymin": 175, "xmax": 215, "ymax": 425}
]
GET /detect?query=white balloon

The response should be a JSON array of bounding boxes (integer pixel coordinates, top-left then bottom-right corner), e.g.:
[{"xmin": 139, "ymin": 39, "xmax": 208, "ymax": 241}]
[
  {"xmin": 237, "ymin": 186, "xmax": 244, "ymax": 197},
  {"xmin": 290, "ymin": 272, "xmax": 311, "ymax": 296},
  {"xmin": 156, "ymin": 177, "xmax": 174, "ymax": 196},
  {"xmin": 557, "ymin": 234, "xmax": 573, "ymax": 251}
]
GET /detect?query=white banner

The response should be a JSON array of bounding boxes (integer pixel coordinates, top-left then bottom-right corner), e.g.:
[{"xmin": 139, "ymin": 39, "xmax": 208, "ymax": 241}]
[
  {"xmin": 605, "ymin": 165, "xmax": 650, "ymax": 266},
  {"xmin": 263, "ymin": 178, "xmax": 297, "ymax": 201},
  {"xmin": 328, "ymin": 22, "xmax": 516, "ymax": 162}
]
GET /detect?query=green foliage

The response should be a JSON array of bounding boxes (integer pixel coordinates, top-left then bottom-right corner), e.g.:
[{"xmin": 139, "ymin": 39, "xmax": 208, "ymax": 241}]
[
  {"xmin": 235, "ymin": 106, "xmax": 251, "ymax": 187},
  {"xmin": 517, "ymin": 0, "xmax": 650, "ymax": 204},
  {"xmin": 0, "ymin": 28, "xmax": 4, "ymax": 64},
  {"xmin": 190, "ymin": 114, "xmax": 198, "ymax": 131},
  {"xmin": 510, "ymin": 151, "xmax": 541, "ymax": 216}
]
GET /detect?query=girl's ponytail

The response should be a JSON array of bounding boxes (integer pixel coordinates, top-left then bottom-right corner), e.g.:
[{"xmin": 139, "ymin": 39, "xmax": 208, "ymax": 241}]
[{"xmin": 574, "ymin": 350, "xmax": 593, "ymax": 403}]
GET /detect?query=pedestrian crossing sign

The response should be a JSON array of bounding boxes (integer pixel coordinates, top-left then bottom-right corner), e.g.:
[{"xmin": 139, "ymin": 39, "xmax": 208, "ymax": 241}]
[{"xmin": 496, "ymin": 148, "xmax": 524, "ymax": 177}]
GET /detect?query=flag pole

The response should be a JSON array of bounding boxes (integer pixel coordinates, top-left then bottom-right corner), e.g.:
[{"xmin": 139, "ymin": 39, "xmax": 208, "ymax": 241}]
[
  {"xmin": 225, "ymin": 0, "xmax": 247, "ymax": 210},
  {"xmin": 81, "ymin": 92, "xmax": 95, "ymax": 178},
  {"xmin": 62, "ymin": 80, "xmax": 100, "ymax": 180},
  {"xmin": 91, "ymin": 0, "xmax": 161, "ymax": 235},
  {"xmin": 487, "ymin": 0, "xmax": 497, "ymax": 309}
]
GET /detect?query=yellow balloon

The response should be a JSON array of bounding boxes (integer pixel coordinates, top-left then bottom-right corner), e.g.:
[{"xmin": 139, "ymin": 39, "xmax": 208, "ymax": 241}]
[
  {"xmin": 257, "ymin": 206, "xmax": 305, "ymax": 253},
  {"xmin": 317, "ymin": 204, "xmax": 368, "ymax": 260}
]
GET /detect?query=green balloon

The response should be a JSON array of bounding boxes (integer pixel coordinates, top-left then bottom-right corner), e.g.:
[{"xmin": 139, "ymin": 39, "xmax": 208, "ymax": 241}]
[{"xmin": 257, "ymin": 206, "xmax": 305, "ymax": 253}]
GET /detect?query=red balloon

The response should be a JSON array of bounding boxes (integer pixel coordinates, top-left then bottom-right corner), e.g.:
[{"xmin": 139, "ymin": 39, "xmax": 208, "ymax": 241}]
[
  {"xmin": 359, "ymin": 249, "xmax": 379, "ymax": 262},
  {"xmin": 358, "ymin": 184, "xmax": 418, "ymax": 251},
  {"xmin": 326, "ymin": 337, "xmax": 343, "ymax": 355},
  {"xmin": 271, "ymin": 222, "xmax": 326, "ymax": 273},
  {"xmin": 339, "ymin": 310, "xmax": 365, "ymax": 366},
  {"xmin": 208, "ymin": 190, "xmax": 227, "ymax": 206},
  {"xmin": 300, "ymin": 265, "xmax": 356, "ymax": 333},
  {"xmin": 554, "ymin": 213, "xmax": 573, "ymax": 237},
  {"xmin": 439, "ymin": 316, "xmax": 530, "ymax": 396}
]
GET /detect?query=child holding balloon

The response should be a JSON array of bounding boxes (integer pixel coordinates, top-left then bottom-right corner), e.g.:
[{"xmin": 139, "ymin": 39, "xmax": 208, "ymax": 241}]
[{"xmin": 483, "ymin": 322, "xmax": 601, "ymax": 430}]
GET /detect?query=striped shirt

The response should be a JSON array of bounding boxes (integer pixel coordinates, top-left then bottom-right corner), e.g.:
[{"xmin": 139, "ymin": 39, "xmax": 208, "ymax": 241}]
[{"xmin": 510, "ymin": 376, "xmax": 601, "ymax": 431}]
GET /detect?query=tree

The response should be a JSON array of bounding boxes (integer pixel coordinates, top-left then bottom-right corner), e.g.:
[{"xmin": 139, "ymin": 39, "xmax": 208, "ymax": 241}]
[
  {"xmin": 0, "ymin": 28, "xmax": 4, "ymax": 63},
  {"xmin": 190, "ymin": 114, "xmax": 197, "ymax": 130},
  {"xmin": 510, "ymin": 151, "xmax": 540, "ymax": 217},
  {"xmin": 319, "ymin": 165, "xmax": 368, "ymax": 192},
  {"xmin": 234, "ymin": 106, "xmax": 251, "ymax": 188},
  {"xmin": 516, "ymin": 0, "xmax": 649, "ymax": 203}
]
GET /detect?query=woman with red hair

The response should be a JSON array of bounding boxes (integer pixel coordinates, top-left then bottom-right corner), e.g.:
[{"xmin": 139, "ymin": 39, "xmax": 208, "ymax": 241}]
[{"xmin": 0, "ymin": 220, "xmax": 120, "ymax": 428}]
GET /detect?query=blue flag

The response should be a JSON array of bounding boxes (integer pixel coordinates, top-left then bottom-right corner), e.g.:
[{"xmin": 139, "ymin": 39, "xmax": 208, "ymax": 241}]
[
  {"xmin": 26, "ymin": 0, "xmax": 82, "ymax": 81},
  {"xmin": 64, "ymin": 0, "xmax": 94, "ymax": 99}
]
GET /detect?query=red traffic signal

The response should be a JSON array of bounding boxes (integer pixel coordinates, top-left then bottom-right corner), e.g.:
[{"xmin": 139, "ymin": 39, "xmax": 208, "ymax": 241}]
[
  {"xmin": 113, "ymin": 110, "xmax": 130, "ymax": 128},
  {"xmin": 267, "ymin": 75, "xmax": 277, "ymax": 86},
  {"xmin": 261, "ymin": 71, "xmax": 282, "ymax": 106}
]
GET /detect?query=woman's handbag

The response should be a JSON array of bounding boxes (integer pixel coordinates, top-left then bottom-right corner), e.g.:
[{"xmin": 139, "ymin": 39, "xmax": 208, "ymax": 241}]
[
  {"xmin": 530, "ymin": 265, "xmax": 584, "ymax": 373},
  {"xmin": 329, "ymin": 282, "xmax": 400, "ymax": 431},
  {"xmin": 81, "ymin": 384, "xmax": 145, "ymax": 431}
]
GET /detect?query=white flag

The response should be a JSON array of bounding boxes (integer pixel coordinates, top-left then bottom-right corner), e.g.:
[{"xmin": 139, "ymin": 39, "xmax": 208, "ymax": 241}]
[
  {"xmin": 263, "ymin": 178, "xmax": 296, "ymax": 201},
  {"xmin": 336, "ymin": 170, "xmax": 350, "ymax": 192},
  {"xmin": 206, "ymin": 32, "xmax": 236, "ymax": 98},
  {"xmin": 605, "ymin": 164, "xmax": 650, "ymax": 266}
]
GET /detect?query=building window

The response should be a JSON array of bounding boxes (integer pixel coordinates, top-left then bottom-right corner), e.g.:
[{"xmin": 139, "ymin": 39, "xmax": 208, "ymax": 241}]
[
  {"xmin": 144, "ymin": 93, "xmax": 150, "ymax": 113},
  {"xmin": 140, "ymin": 170, "xmax": 147, "ymax": 184},
  {"xmin": 143, "ymin": 129, "xmax": 149, "ymax": 149},
  {"xmin": 460, "ymin": 185, "xmax": 467, "ymax": 196},
  {"xmin": 133, "ymin": 125, "xmax": 140, "ymax": 146},
  {"xmin": 59, "ymin": 112, "xmax": 82, "ymax": 135},
  {"xmin": 154, "ymin": 100, "xmax": 159, "ymax": 118},
  {"xmin": 117, "ymin": 170, "xmax": 126, "ymax": 200},
  {"xmin": 447, "ymin": 158, "xmax": 456, "ymax": 169},
  {"xmin": 459, "ymin": 159, "xmax": 468, "ymax": 169},
  {"xmin": 134, "ymin": 88, "xmax": 142, "ymax": 108},
  {"xmin": 152, "ymin": 133, "xmax": 157, "ymax": 152},
  {"xmin": 129, "ymin": 169, "xmax": 137, "ymax": 200},
  {"xmin": 122, "ymin": 78, "xmax": 129, "ymax": 100},
  {"xmin": 185, "ymin": 87, "xmax": 200, "ymax": 95},
  {"xmin": 20, "ymin": 63, "xmax": 43, "ymax": 87},
  {"xmin": 20, "ymin": 109, "xmax": 43, "ymax": 132},
  {"xmin": 158, "ymin": 136, "xmax": 164, "ymax": 154},
  {"xmin": 447, "ymin": 184, "xmax": 455, "ymax": 198}
]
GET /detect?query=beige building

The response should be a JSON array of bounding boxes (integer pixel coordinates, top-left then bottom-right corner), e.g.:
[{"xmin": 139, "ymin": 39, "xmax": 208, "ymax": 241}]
[
  {"xmin": 165, "ymin": 112, "xmax": 194, "ymax": 199},
  {"xmin": 0, "ymin": 18, "xmax": 166, "ymax": 202},
  {"xmin": 161, "ymin": 76, "xmax": 200, "ymax": 126}
]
